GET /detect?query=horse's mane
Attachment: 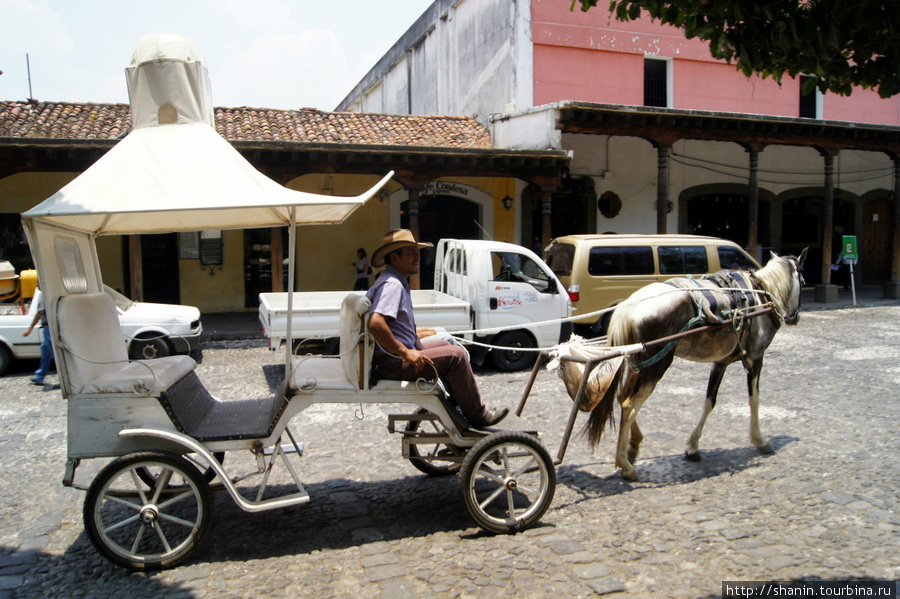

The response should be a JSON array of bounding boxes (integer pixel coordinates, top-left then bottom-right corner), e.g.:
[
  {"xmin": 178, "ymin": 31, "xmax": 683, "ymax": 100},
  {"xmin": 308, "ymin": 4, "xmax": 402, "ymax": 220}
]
[{"xmin": 754, "ymin": 254, "xmax": 796, "ymax": 312}]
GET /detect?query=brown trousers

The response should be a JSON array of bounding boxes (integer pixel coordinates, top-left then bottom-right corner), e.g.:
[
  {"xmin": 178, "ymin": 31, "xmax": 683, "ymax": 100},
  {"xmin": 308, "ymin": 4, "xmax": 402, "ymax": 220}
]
[{"xmin": 373, "ymin": 338, "xmax": 488, "ymax": 423}]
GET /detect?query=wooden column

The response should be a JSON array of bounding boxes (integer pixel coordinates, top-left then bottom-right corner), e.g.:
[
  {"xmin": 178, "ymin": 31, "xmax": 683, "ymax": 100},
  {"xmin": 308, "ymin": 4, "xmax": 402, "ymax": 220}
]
[
  {"xmin": 407, "ymin": 186, "xmax": 421, "ymax": 290},
  {"xmin": 270, "ymin": 227, "xmax": 284, "ymax": 293},
  {"xmin": 128, "ymin": 235, "xmax": 143, "ymax": 301},
  {"xmin": 541, "ymin": 187, "xmax": 554, "ymax": 249}
]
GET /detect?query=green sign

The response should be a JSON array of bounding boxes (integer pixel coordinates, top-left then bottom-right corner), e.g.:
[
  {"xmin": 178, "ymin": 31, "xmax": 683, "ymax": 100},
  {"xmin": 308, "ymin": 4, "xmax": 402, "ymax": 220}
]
[{"xmin": 842, "ymin": 235, "xmax": 858, "ymax": 260}]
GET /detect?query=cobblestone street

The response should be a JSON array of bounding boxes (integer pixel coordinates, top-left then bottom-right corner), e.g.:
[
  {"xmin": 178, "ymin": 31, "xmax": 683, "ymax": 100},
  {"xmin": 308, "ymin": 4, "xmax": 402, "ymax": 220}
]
[{"xmin": 1, "ymin": 301, "xmax": 898, "ymax": 598}]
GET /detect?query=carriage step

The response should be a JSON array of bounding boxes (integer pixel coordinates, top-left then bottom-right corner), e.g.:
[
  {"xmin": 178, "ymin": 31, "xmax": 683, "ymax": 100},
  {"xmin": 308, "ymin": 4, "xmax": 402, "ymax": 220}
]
[{"xmin": 262, "ymin": 442, "xmax": 304, "ymax": 457}]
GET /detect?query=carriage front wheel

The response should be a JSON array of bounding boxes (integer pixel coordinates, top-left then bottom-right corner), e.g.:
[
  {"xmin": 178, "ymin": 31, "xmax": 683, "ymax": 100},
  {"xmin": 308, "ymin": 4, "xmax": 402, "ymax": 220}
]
[
  {"xmin": 84, "ymin": 451, "xmax": 213, "ymax": 570},
  {"xmin": 458, "ymin": 430, "xmax": 555, "ymax": 534}
]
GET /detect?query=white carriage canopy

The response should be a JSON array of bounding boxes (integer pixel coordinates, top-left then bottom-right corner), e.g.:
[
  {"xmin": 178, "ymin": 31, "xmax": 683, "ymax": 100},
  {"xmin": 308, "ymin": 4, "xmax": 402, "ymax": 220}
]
[
  {"xmin": 23, "ymin": 32, "xmax": 389, "ymax": 235},
  {"xmin": 21, "ymin": 33, "xmax": 390, "ymax": 396}
]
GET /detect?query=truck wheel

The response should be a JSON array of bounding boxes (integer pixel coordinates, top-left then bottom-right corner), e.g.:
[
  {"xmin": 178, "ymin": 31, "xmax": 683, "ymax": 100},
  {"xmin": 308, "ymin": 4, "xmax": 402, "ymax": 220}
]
[
  {"xmin": 0, "ymin": 345, "xmax": 10, "ymax": 376},
  {"xmin": 490, "ymin": 330, "xmax": 535, "ymax": 372},
  {"xmin": 129, "ymin": 337, "xmax": 171, "ymax": 360}
]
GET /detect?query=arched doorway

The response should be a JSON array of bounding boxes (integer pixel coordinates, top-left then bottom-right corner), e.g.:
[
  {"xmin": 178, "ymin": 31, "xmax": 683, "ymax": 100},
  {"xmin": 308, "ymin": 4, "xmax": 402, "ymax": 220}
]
[
  {"xmin": 684, "ymin": 191, "xmax": 770, "ymax": 252},
  {"xmin": 401, "ymin": 192, "xmax": 481, "ymax": 289}
]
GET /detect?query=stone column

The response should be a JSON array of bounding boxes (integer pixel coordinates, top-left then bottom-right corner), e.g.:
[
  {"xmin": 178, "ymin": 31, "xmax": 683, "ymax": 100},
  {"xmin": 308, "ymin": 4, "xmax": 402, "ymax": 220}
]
[
  {"xmin": 815, "ymin": 150, "xmax": 838, "ymax": 302},
  {"xmin": 747, "ymin": 147, "xmax": 760, "ymax": 261},
  {"xmin": 656, "ymin": 144, "xmax": 671, "ymax": 234}
]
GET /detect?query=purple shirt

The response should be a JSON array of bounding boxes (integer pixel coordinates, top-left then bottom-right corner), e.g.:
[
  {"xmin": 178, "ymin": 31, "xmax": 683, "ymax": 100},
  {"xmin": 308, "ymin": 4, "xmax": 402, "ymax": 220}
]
[{"xmin": 367, "ymin": 265, "xmax": 419, "ymax": 352}]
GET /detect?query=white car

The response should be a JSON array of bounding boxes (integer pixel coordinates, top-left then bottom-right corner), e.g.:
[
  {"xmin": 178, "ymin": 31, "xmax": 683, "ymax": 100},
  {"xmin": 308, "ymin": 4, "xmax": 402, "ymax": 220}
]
[
  {"xmin": 104, "ymin": 285, "xmax": 203, "ymax": 360},
  {"xmin": 0, "ymin": 286, "xmax": 203, "ymax": 374}
]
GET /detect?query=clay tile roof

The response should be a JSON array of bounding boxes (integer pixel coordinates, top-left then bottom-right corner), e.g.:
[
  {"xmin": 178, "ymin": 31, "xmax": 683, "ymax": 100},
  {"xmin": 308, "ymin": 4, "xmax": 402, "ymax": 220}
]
[{"xmin": 0, "ymin": 101, "xmax": 492, "ymax": 149}]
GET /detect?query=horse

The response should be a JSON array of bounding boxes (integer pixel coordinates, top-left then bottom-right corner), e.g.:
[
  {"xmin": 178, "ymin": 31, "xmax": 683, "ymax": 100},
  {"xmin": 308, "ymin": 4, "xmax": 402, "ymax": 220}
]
[{"xmin": 555, "ymin": 249, "xmax": 807, "ymax": 481}]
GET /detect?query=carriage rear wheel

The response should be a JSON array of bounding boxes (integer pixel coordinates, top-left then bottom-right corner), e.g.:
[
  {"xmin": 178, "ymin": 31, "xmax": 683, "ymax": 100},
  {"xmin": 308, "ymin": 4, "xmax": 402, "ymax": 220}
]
[
  {"xmin": 405, "ymin": 409, "xmax": 463, "ymax": 476},
  {"xmin": 84, "ymin": 451, "xmax": 213, "ymax": 570},
  {"xmin": 458, "ymin": 431, "xmax": 555, "ymax": 534},
  {"xmin": 135, "ymin": 451, "xmax": 225, "ymax": 486}
]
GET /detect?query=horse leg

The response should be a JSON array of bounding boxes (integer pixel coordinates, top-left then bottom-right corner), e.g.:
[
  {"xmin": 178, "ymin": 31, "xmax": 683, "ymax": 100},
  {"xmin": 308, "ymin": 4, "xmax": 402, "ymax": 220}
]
[
  {"xmin": 628, "ymin": 419, "xmax": 644, "ymax": 464},
  {"xmin": 616, "ymin": 387, "xmax": 651, "ymax": 481},
  {"xmin": 686, "ymin": 362, "xmax": 727, "ymax": 461},
  {"xmin": 746, "ymin": 358, "xmax": 773, "ymax": 454}
]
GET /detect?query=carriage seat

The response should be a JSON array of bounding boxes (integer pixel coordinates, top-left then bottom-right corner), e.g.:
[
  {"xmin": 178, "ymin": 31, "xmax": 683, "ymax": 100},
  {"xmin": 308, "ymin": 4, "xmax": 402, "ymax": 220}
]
[
  {"xmin": 57, "ymin": 292, "xmax": 195, "ymax": 396},
  {"xmin": 289, "ymin": 293, "xmax": 371, "ymax": 391}
]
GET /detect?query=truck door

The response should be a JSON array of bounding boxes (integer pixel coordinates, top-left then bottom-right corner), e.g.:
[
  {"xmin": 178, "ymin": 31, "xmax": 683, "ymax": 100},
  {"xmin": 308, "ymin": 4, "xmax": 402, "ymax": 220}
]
[{"xmin": 485, "ymin": 250, "xmax": 563, "ymax": 346}]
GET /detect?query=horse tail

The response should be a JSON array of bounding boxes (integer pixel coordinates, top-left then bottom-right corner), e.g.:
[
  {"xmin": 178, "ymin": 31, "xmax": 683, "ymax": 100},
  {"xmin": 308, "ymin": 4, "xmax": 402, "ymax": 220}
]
[
  {"xmin": 585, "ymin": 300, "xmax": 638, "ymax": 447},
  {"xmin": 585, "ymin": 359, "xmax": 625, "ymax": 447}
]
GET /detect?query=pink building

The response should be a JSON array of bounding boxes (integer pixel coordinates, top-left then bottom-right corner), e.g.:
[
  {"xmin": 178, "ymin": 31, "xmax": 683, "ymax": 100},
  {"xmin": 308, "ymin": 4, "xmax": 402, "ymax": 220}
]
[{"xmin": 338, "ymin": 0, "xmax": 900, "ymax": 295}]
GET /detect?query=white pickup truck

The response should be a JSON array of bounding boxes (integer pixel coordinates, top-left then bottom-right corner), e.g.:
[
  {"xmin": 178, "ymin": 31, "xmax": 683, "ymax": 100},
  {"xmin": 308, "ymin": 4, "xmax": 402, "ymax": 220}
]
[
  {"xmin": 259, "ymin": 238, "xmax": 573, "ymax": 371},
  {"xmin": 0, "ymin": 285, "xmax": 203, "ymax": 375}
]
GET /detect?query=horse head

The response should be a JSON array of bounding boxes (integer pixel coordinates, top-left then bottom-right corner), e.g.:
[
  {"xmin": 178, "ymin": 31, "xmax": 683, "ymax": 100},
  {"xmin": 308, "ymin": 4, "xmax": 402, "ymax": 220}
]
[{"xmin": 762, "ymin": 248, "xmax": 808, "ymax": 325}]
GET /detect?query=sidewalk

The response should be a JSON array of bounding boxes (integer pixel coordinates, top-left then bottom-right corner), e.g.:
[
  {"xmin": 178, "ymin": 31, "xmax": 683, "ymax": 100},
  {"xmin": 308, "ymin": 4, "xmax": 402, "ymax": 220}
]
[{"xmin": 198, "ymin": 285, "xmax": 900, "ymax": 343}]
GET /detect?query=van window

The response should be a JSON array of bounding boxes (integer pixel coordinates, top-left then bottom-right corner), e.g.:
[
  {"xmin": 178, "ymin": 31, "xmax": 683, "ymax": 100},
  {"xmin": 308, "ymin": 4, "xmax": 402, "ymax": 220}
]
[
  {"xmin": 717, "ymin": 246, "xmax": 757, "ymax": 270},
  {"xmin": 544, "ymin": 243, "xmax": 575, "ymax": 277},
  {"xmin": 658, "ymin": 246, "xmax": 708, "ymax": 274},
  {"xmin": 492, "ymin": 252, "xmax": 552, "ymax": 292},
  {"xmin": 588, "ymin": 246, "xmax": 654, "ymax": 276}
]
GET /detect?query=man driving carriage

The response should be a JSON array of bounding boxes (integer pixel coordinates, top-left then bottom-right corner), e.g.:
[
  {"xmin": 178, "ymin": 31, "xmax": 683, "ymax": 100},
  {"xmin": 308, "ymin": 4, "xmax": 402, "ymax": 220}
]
[{"xmin": 366, "ymin": 229, "xmax": 508, "ymax": 429}]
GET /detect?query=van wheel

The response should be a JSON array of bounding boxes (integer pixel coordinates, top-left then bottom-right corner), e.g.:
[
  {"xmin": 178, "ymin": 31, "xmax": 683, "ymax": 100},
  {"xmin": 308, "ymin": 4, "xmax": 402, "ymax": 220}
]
[{"xmin": 490, "ymin": 330, "xmax": 535, "ymax": 372}]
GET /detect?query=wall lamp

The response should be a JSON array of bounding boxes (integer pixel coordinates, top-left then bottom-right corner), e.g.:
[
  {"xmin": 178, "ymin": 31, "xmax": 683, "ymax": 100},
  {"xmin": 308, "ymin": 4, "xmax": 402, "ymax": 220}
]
[{"xmin": 501, "ymin": 195, "xmax": 513, "ymax": 211}]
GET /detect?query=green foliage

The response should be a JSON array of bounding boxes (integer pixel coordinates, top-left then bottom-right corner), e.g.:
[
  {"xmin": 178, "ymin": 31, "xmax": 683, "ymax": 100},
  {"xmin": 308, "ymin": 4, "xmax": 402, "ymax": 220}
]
[{"xmin": 570, "ymin": 0, "xmax": 900, "ymax": 98}]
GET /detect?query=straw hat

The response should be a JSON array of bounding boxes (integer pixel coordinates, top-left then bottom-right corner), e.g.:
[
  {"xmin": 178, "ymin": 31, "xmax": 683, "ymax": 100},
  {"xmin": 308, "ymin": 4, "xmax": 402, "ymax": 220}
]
[{"xmin": 371, "ymin": 229, "xmax": 432, "ymax": 267}]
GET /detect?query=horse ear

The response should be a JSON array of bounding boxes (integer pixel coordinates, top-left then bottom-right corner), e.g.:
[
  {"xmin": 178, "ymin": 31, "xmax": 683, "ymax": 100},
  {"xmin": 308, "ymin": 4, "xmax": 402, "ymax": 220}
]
[
  {"xmin": 770, "ymin": 251, "xmax": 779, "ymax": 261},
  {"xmin": 799, "ymin": 247, "xmax": 808, "ymax": 265}
]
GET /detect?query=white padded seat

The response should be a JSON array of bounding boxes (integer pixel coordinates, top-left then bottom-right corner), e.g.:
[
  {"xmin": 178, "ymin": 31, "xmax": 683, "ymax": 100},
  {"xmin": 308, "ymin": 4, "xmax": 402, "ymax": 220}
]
[{"xmin": 57, "ymin": 292, "xmax": 195, "ymax": 395}]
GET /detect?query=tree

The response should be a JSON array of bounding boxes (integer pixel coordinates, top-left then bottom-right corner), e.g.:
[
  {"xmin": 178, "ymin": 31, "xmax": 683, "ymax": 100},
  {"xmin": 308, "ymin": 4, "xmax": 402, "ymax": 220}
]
[{"xmin": 571, "ymin": 0, "xmax": 900, "ymax": 98}]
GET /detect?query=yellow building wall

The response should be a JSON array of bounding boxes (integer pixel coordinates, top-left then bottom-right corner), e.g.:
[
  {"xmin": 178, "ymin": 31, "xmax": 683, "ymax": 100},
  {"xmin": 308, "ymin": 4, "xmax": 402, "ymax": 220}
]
[
  {"xmin": 1, "ymin": 171, "xmax": 519, "ymax": 309},
  {"xmin": 179, "ymin": 230, "xmax": 245, "ymax": 313}
]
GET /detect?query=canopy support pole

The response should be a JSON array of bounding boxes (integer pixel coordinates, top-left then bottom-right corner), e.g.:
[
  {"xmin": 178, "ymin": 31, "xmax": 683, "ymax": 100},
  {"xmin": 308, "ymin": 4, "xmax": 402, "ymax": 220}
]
[{"xmin": 283, "ymin": 209, "xmax": 297, "ymax": 395}]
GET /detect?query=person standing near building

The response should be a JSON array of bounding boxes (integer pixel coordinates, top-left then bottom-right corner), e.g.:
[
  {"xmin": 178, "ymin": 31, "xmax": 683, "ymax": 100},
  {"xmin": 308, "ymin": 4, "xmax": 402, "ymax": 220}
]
[
  {"xmin": 366, "ymin": 229, "xmax": 508, "ymax": 429},
  {"xmin": 352, "ymin": 248, "xmax": 371, "ymax": 290},
  {"xmin": 23, "ymin": 281, "xmax": 54, "ymax": 386}
]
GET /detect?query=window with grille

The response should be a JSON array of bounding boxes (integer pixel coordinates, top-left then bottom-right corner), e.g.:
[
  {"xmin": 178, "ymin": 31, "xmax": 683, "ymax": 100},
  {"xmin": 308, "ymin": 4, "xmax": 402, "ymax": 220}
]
[{"xmin": 644, "ymin": 58, "xmax": 668, "ymax": 108}]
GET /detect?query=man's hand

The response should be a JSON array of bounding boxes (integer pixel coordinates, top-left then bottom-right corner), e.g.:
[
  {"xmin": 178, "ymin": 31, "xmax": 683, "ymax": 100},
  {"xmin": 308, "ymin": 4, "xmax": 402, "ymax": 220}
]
[
  {"xmin": 416, "ymin": 327, "xmax": 437, "ymax": 339},
  {"xmin": 368, "ymin": 312, "xmax": 434, "ymax": 372}
]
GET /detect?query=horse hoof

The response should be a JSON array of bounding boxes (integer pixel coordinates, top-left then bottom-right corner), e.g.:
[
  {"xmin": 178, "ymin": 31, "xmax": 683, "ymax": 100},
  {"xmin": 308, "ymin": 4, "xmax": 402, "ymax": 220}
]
[
  {"xmin": 620, "ymin": 469, "xmax": 639, "ymax": 481},
  {"xmin": 684, "ymin": 450, "xmax": 702, "ymax": 462},
  {"xmin": 627, "ymin": 450, "xmax": 639, "ymax": 464},
  {"xmin": 757, "ymin": 443, "xmax": 774, "ymax": 455}
]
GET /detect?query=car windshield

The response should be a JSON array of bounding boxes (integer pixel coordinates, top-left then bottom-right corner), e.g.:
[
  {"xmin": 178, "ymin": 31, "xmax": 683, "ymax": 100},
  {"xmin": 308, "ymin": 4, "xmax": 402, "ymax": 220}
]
[{"xmin": 103, "ymin": 285, "xmax": 134, "ymax": 311}]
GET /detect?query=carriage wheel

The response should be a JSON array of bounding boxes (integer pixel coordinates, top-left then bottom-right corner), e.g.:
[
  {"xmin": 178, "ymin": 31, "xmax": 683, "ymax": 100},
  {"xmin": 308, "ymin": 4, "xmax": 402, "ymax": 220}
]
[
  {"xmin": 136, "ymin": 452, "xmax": 225, "ymax": 486},
  {"xmin": 458, "ymin": 431, "xmax": 555, "ymax": 534},
  {"xmin": 84, "ymin": 451, "xmax": 213, "ymax": 570},
  {"xmin": 405, "ymin": 409, "xmax": 463, "ymax": 476}
]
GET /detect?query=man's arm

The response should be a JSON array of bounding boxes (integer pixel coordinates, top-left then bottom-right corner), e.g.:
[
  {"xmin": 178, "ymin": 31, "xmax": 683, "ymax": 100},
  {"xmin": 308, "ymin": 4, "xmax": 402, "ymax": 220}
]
[{"xmin": 368, "ymin": 312, "xmax": 433, "ymax": 372}]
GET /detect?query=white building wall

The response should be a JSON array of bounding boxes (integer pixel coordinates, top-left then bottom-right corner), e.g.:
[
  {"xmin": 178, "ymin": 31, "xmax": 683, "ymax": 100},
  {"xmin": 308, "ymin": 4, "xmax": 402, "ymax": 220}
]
[{"xmin": 337, "ymin": 0, "xmax": 527, "ymax": 119}]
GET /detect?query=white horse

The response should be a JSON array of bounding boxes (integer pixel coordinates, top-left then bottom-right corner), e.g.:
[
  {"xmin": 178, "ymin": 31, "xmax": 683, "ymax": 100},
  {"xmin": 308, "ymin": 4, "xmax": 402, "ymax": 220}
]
[{"xmin": 555, "ymin": 249, "xmax": 807, "ymax": 481}]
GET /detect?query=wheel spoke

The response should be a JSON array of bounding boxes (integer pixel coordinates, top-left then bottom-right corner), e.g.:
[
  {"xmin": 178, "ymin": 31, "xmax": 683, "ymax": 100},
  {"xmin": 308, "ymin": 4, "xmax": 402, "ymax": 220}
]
[
  {"xmin": 103, "ymin": 512, "xmax": 142, "ymax": 534},
  {"xmin": 129, "ymin": 523, "xmax": 147, "ymax": 554},
  {"xmin": 151, "ymin": 521, "xmax": 174, "ymax": 553}
]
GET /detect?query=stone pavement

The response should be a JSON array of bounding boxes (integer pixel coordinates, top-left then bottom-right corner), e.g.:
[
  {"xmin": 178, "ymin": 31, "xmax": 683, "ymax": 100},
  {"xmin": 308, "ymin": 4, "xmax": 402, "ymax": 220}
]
[{"xmin": 1, "ymin": 293, "xmax": 898, "ymax": 598}]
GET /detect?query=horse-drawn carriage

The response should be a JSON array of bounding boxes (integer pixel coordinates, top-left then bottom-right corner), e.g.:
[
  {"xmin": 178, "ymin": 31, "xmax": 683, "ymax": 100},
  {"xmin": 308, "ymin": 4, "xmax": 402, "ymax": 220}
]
[{"xmin": 24, "ymin": 32, "xmax": 806, "ymax": 571}]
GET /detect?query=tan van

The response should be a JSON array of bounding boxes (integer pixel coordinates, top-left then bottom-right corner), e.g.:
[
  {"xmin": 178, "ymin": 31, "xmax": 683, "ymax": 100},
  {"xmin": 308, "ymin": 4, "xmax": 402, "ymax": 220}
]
[{"xmin": 543, "ymin": 234, "xmax": 761, "ymax": 334}]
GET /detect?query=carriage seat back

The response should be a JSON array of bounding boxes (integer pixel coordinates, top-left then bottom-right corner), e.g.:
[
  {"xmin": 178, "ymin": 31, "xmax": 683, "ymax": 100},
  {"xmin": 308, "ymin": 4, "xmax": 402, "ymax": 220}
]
[
  {"xmin": 289, "ymin": 293, "xmax": 371, "ymax": 392},
  {"xmin": 57, "ymin": 292, "xmax": 195, "ymax": 395},
  {"xmin": 339, "ymin": 293, "xmax": 371, "ymax": 389}
]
